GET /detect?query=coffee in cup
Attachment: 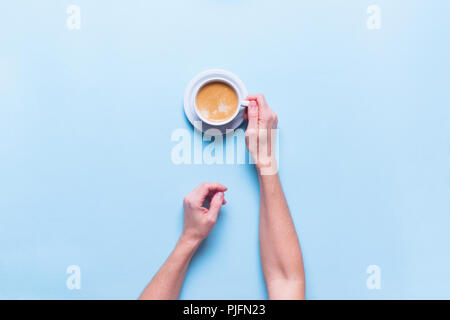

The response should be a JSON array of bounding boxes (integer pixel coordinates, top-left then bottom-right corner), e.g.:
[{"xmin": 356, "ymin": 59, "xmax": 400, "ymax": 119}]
[{"xmin": 196, "ymin": 81, "xmax": 239, "ymax": 124}]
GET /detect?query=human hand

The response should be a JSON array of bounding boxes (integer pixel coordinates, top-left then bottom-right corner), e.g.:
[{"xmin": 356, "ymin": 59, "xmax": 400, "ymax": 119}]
[
  {"xmin": 245, "ymin": 94, "xmax": 278, "ymax": 175},
  {"xmin": 181, "ymin": 182, "xmax": 227, "ymax": 244}
]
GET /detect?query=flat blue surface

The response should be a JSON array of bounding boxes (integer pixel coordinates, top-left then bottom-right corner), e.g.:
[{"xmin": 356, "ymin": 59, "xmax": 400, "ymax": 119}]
[{"xmin": 0, "ymin": 1, "xmax": 449, "ymax": 299}]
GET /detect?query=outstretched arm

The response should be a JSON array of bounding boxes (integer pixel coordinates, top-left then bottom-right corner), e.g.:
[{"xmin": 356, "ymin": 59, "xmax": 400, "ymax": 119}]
[
  {"xmin": 139, "ymin": 183, "xmax": 227, "ymax": 300},
  {"xmin": 245, "ymin": 94, "xmax": 305, "ymax": 300},
  {"xmin": 259, "ymin": 173, "xmax": 305, "ymax": 299}
]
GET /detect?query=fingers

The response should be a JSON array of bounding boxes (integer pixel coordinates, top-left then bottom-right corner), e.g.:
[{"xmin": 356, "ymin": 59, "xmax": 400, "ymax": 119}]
[
  {"xmin": 191, "ymin": 182, "xmax": 227, "ymax": 205},
  {"xmin": 246, "ymin": 94, "xmax": 278, "ymax": 128},
  {"xmin": 246, "ymin": 94, "xmax": 268, "ymax": 110},
  {"xmin": 245, "ymin": 101, "xmax": 259, "ymax": 158},
  {"xmin": 246, "ymin": 101, "xmax": 259, "ymax": 131},
  {"xmin": 207, "ymin": 191, "xmax": 224, "ymax": 222},
  {"xmin": 244, "ymin": 94, "xmax": 279, "ymax": 172},
  {"xmin": 205, "ymin": 191, "xmax": 227, "ymax": 205}
]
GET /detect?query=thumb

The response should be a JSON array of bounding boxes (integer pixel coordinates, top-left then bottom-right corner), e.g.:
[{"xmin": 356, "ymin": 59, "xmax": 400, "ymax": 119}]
[{"xmin": 208, "ymin": 192, "xmax": 224, "ymax": 221}]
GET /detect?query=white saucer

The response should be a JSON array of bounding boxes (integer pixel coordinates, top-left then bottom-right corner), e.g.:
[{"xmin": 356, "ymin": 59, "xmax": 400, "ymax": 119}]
[{"xmin": 184, "ymin": 69, "xmax": 248, "ymax": 135}]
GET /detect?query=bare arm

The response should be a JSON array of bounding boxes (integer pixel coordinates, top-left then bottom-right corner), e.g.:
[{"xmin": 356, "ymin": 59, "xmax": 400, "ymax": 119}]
[
  {"xmin": 259, "ymin": 174, "xmax": 305, "ymax": 299},
  {"xmin": 139, "ymin": 183, "xmax": 227, "ymax": 300},
  {"xmin": 138, "ymin": 235, "xmax": 199, "ymax": 300},
  {"xmin": 246, "ymin": 94, "xmax": 305, "ymax": 300}
]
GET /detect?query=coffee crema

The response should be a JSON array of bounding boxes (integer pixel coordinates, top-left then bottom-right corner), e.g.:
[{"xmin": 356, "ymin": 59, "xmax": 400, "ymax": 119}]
[{"xmin": 196, "ymin": 82, "xmax": 238, "ymax": 123}]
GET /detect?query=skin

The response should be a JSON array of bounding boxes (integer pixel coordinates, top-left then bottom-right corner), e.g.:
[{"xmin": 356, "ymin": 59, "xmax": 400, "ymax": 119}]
[
  {"xmin": 139, "ymin": 94, "xmax": 305, "ymax": 300},
  {"xmin": 139, "ymin": 182, "xmax": 227, "ymax": 300},
  {"xmin": 246, "ymin": 94, "xmax": 305, "ymax": 300}
]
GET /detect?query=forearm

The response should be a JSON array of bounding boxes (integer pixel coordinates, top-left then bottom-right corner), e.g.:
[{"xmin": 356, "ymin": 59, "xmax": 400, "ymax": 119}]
[
  {"xmin": 139, "ymin": 236, "xmax": 200, "ymax": 300},
  {"xmin": 258, "ymin": 173, "xmax": 305, "ymax": 299}
]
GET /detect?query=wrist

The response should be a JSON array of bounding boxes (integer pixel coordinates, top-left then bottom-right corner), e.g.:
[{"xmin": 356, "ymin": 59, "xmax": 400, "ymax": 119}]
[
  {"xmin": 179, "ymin": 233, "xmax": 202, "ymax": 249},
  {"xmin": 256, "ymin": 157, "xmax": 278, "ymax": 177},
  {"xmin": 258, "ymin": 170, "xmax": 281, "ymax": 191}
]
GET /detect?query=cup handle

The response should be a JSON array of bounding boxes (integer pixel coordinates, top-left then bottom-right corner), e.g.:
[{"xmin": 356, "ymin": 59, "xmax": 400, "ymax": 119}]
[{"xmin": 240, "ymin": 100, "xmax": 250, "ymax": 109}]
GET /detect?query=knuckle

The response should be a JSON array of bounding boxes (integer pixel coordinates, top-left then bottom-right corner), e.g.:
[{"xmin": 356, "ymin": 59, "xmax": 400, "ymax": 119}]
[{"xmin": 207, "ymin": 216, "xmax": 216, "ymax": 224}]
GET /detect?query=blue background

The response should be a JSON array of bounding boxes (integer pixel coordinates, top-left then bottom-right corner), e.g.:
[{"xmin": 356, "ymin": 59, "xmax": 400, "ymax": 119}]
[{"xmin": 0, "ymin": 0, "xmax": 449, "ymax": 299}]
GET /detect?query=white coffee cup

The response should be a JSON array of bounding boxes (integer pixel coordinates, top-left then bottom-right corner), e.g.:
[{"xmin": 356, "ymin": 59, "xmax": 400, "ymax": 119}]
[{"xmin": 189, "ymin": 70, "xmax": 249, "ymax": 126}]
